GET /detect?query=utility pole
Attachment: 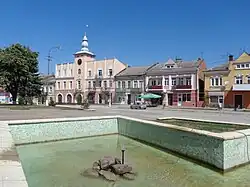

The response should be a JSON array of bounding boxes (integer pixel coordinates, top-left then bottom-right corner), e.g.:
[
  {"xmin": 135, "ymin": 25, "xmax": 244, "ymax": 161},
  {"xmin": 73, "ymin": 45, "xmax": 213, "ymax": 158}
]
[{"xmin": 47, "ymin": 46, "xmax": 61, "ymax": 75}]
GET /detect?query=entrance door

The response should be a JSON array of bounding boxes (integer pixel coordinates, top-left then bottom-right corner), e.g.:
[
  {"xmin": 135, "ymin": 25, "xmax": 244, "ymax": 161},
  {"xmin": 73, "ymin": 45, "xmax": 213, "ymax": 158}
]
[
  {"xmin": 127, "ymin": 94, "xmax": 131, "ymax": 105},
  {"xmin": 99, "ymin": 94, "xmax": 102, "ymax": 104},
  {"xmin": 235, "ymin": 95, "xmax": 243, "ymax": 109},
  {"xmin": 168, "ymin": 94, "xmax": 173, "ymax": 106},
  {"xmin": 177, "ymin": 94, "xmax": 182, "ymax": 106}
]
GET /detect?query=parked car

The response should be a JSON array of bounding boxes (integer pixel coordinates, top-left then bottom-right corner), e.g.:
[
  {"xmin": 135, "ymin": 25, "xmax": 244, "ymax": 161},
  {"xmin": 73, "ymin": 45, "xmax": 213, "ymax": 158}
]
[{"xmin": 130, "ymin": 101, "xmax": 147, "ymax": 109}]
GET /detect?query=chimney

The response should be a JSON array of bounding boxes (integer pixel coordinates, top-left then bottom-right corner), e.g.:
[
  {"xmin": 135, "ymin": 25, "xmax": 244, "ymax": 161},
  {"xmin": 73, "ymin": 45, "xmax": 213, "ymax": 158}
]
[
  {"xmin": 229, "ymin": 55, "xmax": 234, "ymax": 61},
  {"xmin": 175, "ymin": 58, "xmax": 182, "ymax": 63}
]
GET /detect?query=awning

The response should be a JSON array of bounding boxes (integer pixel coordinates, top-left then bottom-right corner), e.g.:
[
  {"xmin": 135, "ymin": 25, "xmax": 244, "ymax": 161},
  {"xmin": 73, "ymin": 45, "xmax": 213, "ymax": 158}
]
[{"xmin": 138, "ymin": 93, "xmax": 161, "ymax": 99}]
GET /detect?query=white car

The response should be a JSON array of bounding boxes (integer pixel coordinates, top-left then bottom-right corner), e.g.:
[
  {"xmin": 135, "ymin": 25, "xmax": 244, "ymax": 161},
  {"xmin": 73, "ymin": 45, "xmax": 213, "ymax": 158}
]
[{"xmin": 130, "ymin": 101, "xmax": 147, "ymax": 109}]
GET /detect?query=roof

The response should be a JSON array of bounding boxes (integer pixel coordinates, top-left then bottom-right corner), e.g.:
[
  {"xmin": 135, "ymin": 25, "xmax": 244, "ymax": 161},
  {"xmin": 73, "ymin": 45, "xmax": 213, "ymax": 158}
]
[
  {"xmin": 115, "ymin": 66, "xmax": 150, "ymax": 77},
  {"xmin": 233, "ymin": 52, "xmax": 250, "ymax": 63},
  {"xmin": 146, "ymin": 59, "xmax": 201, "ymax": 76},
  {"xmin": 204, "ymin": 63, "xmax": 229, "ymax": 72}
]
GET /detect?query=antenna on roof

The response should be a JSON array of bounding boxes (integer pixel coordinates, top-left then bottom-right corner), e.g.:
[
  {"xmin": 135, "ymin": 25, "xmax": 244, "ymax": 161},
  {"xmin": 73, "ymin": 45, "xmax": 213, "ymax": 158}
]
[{"xmin": 200, "ymin": 52, "xmax": 204, "ymax": 59}]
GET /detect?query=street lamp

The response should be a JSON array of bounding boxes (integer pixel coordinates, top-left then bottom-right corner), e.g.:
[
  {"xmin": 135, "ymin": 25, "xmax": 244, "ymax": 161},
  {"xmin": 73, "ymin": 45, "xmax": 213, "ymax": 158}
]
[{"xmin": 47, "ymin": 46, "xmax": 61, "ymax": 75}]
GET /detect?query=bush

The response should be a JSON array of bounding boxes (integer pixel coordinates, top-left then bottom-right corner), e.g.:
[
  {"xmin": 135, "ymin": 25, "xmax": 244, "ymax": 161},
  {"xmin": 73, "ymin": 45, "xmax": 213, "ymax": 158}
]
[
  {"xmin": 76, "ymin": 94, "xmax": 82, "ymax": 105},
  {"xmin": 18, "ymin": 96, "xmax": 25, "ymax": 105},
  {"xmin": 49, "ymin": 100, "xmax": 56, "ymax": 107},
  {"xmin": 81, "ymin": 99, "xmax": 90, "ymax": 109}
]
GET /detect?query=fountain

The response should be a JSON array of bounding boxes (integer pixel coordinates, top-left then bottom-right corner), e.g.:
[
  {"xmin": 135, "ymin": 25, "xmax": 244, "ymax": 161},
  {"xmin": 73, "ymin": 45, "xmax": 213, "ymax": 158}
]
[{"xmin": 81, "ymin": 147, "xmax": 137, "ymax": 181}]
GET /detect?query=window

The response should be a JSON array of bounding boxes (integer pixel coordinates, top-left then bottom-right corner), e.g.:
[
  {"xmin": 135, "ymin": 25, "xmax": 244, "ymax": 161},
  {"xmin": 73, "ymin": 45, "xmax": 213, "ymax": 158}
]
[
  {"xmin": 98, "ymin": 69, "xmax": 103, "ymax": 77},
  {"xmin": 63, "ymin": 81, "xmax": 66, "ymax": 89},
  {"xmin": 236, "ymin": 64, "xmax": 250, "ymax": 69},
  {"xmin": 77, "ymin": 81, "xmax": 81, "ymax": 89},
  {"xmin": 77, "ymin": 59, "xmax": 82, "ymax": 65},
  {"xmin": 186, "ymin": 78, "xmax": 191, "ymax": 85},
  {"xmin": 248, "ymin": 77, "xmax": 250, "ymax": 84},
  {"xmin": 88, "ymin": 70, "xmax": 91, "ymax": 77},
  {"xmin": 49, "ymin": 86, "xmax": 52, "ymax": 93},
  {"xmin": 109, "ymin": 80, "xmax": 112, "ymax": 88},
  {"xmin": 151, "ymin": 80, "xmax": 156, "ymax": 86},
  {"xmin": 157, "ymin": 79, "xmax": 162, "ymax": 85},
  {"xmin": 172, "ymin": 78, "xmax": 176, "ymax": 85},
  {"xmin": 179, "ymin": 78, "xmax": 184, "ymax": 85},
  {"xmin": 70, "ymin": 69, "xmax": 73, "ymax": 76},
  {"xmin": 104, "ymin": 81, "xmax": 107, "ymax": 88},
  {"xmin": 127, "ymin": 81, "xmax": 131, "ymax": 88},
  {"xmin": 93, "ymin": 81, "xmax": 96, "ymax": 88},
  {"xmin": 122, "ymin": 81, "xmax": 125, "ymax": 88},
  {"xmin": 118, "ymin": 81, "xmax": 121, "ymax": 88},
  {"xmin": 88, "ymin": 81, "xmax": 91, "ymax": 88},
  {"xmin": 139, "ymin": 80, "xmax": 143, "ymax": 88},
  {"xmin": 58, "ymin": 70, "xmax": 61, "ymax": 77},
  {"xmin": 64, "ymin": 69, "xmax": 67, "ymax": 76},
  {"xmin": 210, "ymin": 77, "xmax": 222, "ymax": 86},
  {"xmin": 57, "ymin": 82, "xmax": 60, "ymax": 89},
  {"xmin": 108, "ymin": 69, "xmax": 113, "ymax": 76},
  {"xmin": 133, "ymin": 81, "xmax": 138, "ymax": 88},
  {"xmin": 235, "ymin": 76, "xmax": 243, "ymax": 84},
  {"xmin": 182, "ymin": 93, "xmax": 191, "ymax": 102},
  {"xmin": 98, "ymin": 80, "xmax": 102, "ymax": 87},
  {"xmin": 69, "ymin": 81, "xmax": 73, "ymax": 89},
  {"xmin": 78, "ymin": 69, "xmax": 81, "ymax": 74},
  {"xmin": 164, "ymin": 79, "xmax": 169, "ymax": 85}
]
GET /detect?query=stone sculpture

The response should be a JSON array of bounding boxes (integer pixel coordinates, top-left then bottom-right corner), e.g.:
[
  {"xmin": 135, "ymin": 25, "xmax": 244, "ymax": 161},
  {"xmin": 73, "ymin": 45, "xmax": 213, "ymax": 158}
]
[{"xmin": 80, "ymin": 156, "xmax": 137, "ymax": 182}]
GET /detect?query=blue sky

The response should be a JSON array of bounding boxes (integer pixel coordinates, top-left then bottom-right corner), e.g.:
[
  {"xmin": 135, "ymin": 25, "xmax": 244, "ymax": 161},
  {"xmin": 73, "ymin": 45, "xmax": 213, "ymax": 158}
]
[{"xmin": 1, "ymin": 0, "xmax": 250, "ymax": 74}]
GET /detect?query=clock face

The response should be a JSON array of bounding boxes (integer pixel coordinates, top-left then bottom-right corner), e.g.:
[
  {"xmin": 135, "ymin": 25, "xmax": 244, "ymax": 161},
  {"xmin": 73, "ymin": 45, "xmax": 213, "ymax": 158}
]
[{"xmin": 77, "ymin": 59, "xmax": 82, "ymax": 65}]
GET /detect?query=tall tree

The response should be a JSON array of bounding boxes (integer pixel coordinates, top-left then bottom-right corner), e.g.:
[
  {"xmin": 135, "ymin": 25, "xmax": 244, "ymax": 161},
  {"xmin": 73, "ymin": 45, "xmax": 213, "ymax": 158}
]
[{"xmin": 0, "ymin": 44, "xmax": 42, "ymax": 104}]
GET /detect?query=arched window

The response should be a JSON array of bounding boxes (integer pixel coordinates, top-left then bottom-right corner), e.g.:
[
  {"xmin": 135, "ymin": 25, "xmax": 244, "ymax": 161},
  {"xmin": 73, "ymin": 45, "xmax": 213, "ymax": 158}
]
[{"xmin": 78, "ymin": 69, "xmax": 81, "ymax": 74}]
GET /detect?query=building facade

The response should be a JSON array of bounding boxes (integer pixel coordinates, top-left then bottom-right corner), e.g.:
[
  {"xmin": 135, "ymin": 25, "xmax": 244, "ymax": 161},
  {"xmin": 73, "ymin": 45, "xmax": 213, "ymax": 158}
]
[
  {"xmin": 204, "ymin": 52, "xmax": 250, "ymax": 109},
  {"xmin": 40, "ymin": 75, "xmax": 56, "ymax": 105},
  {"xmin": 114, "ymin": 65, "xmax": 157, "ymax": 104},
  {"xmin": 55, "ymin": 62, "xmax": 75, "ymax": 104},
  {"xmin": 145, "ymin": 58, "xmax": 206, "ymax": 107},
  {"xmin": 204, "ymin": 63, "xmax": 229, "ymax": 107},
  {"xmin": 55, "ymin": 33, "xmax": 127, "ymax": 104}
]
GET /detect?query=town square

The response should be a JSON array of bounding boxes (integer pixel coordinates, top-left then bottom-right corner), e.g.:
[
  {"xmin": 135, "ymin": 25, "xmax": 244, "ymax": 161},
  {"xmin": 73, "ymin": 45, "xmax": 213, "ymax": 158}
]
[{"xmin": 1, "ymin": 0, "xmax": 250, "ymax": 186}]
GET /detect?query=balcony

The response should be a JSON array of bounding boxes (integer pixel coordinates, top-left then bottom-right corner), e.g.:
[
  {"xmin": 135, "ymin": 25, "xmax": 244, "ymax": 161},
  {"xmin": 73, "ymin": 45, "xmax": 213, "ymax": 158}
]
[
  {"xmin": 148, "ymin": 85, "xmax": 163, "ymax": 90},
  {"xmin": 172, "ymin": 85, "xmax": 192, "ymax": 90},
  {"xmin": 87, "ymin": 87, "xmax": 96, "ymax": 91},
  {"xmin": 209, "ymin": 85, "xmax": 225, "ymax": 91},
  {"xmin": 233, "ymin": 84, "xmax": 250, "ymax": 91}
]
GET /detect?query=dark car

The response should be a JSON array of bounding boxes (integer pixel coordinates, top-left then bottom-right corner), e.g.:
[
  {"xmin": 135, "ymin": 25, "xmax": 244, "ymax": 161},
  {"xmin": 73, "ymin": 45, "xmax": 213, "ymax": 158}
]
[{"xmin": 130, "ymin": 101, "xmax": 147, "ymax": 109}]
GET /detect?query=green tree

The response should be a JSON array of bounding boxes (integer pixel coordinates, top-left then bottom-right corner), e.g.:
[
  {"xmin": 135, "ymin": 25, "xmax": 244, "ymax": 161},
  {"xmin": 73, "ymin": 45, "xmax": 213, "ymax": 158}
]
[{"xmin": 0, "ymin": 44, "xmax": 42, "ymax": 104}]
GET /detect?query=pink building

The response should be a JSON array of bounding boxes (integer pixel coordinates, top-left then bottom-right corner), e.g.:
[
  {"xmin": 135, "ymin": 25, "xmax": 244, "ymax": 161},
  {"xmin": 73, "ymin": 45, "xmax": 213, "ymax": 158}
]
[
  {"xmin": 146, "ymin": 58, "xmax": 206, "ymax": 107},
  {"xmin": 55, "ymin": 33, "xmax": 127, "ymax": 104}
]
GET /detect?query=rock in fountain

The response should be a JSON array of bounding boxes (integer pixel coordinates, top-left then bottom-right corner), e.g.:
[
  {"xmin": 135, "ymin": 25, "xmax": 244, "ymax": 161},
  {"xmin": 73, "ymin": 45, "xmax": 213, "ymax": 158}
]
[{"xmin": 80, "ymin": 155, "xmax": 137, "ymax": 182}]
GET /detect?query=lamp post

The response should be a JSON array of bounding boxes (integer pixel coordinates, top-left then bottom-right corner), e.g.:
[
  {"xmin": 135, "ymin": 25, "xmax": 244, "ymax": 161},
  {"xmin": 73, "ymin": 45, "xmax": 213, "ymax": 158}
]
[{"xmin": 47, "ymin": 46, "xmax": 61, "ymax": 75}]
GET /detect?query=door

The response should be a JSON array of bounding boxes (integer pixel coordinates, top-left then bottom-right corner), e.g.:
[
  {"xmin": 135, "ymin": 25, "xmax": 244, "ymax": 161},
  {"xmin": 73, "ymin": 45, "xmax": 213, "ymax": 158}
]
[
  {"xmin": 235, "ymin": 95, "xmax": 243, "ymax": 109},
  {"xmin": 168, "ymin": 94, "xmax": 173, "ymax": 106},
  {"xmin": 127, "ymin": 94, "xmax": 131, "ymax": 105},
  {"xmin": 177, "ymin": 94, "xmax": 182, "ymax": 106}
]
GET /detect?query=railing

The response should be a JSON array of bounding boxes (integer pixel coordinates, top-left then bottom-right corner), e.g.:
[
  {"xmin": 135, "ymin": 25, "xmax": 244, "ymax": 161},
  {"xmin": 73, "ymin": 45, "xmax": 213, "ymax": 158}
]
[
  {"xmin": 209, "ymin": 85, "xmax": 225, "ymax": 91},
  {"xmin": 148, "ymin": 85, "xmax": 163, "ymax": 90},
  {"xmin": 172, "ymin": 85, "xmax": 192, "ymax": 89}
]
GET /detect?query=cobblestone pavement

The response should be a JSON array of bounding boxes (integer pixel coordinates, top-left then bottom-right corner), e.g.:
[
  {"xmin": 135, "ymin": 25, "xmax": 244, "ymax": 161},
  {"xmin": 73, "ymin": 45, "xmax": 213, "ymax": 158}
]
[{"xmin": 0, "ymin": 106, "xmax": 249, "ymax": 124}]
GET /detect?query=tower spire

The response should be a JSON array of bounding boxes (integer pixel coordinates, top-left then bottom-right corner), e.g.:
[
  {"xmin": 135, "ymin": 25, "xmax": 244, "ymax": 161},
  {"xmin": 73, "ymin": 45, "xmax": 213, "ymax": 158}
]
[{"xmin": 74, "ymin": 24, "xmax": 95, "ymax": 57}]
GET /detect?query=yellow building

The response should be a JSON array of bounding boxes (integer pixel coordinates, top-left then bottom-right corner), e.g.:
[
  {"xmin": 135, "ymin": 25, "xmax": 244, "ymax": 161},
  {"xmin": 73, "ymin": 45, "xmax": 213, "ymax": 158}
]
[{"xmin": 204, "ymin": 52, "xmax": 250, "ymax": 109}]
